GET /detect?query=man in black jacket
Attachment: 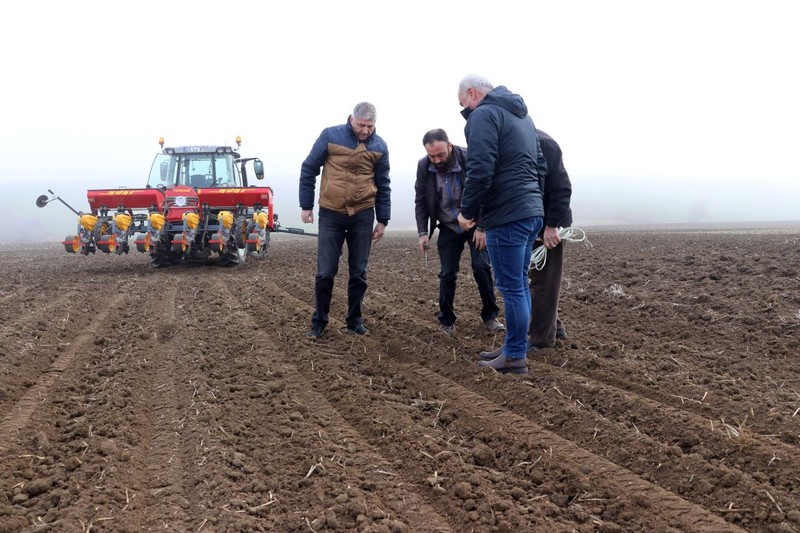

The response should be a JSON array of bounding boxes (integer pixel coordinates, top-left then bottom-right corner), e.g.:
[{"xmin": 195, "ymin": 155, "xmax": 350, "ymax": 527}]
[
  {"xmin": 415, "ymin": 129, "xmax": 504, "ymax": 335},
  {"xmin": 528, "ymin": 130, "xmax": 573, "ymax": 349}
]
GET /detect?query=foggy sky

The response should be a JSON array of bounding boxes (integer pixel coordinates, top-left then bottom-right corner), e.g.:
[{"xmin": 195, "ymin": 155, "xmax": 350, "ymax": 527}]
[{"xmin": 3, "ymin": 1, "xmax": 799, "ymax": 244}]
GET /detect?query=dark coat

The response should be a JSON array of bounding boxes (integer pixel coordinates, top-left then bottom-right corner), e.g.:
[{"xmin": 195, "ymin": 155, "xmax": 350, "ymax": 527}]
[
  {"xmin": 414, "ymin": 145, "xmax": 485, "ymax": 237},
  {"xmin": 460, "ymin": 86, "xmax": 544, "ymax": 228},
  {"xmin": 537, "ymin": 130, "xmax": 573, "ymax": 232}
]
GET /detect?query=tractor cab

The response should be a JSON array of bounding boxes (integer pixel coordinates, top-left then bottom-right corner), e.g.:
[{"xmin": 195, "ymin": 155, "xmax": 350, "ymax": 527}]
[{"xmin": 147, "ymin": 137, "xmax": 264, "ymax": 190}]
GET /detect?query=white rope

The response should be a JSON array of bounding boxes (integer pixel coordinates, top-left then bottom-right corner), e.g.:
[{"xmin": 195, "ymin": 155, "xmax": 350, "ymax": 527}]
[{"xmin": 530, "ymin": 226, "xmax": 592, "ymax": 271}]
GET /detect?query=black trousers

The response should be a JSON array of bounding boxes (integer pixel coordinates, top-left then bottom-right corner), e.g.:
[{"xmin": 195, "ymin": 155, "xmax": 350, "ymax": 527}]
[
  {"xmin": 436, "ymin": 225, "xmax": 500, "ymax": 327},
  {"xmin": 528, "ymin": 240, "xmax": 566, "ymax": 347},
  {"xmin": 312, "ymin": 208, "xmax": 374, "ymax": 328}
]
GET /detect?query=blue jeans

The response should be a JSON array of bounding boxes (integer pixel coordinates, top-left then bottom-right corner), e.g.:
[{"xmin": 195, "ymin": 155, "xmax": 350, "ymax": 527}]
[
  {"xmin": 485, "ymin": 216, "xmax": 543, "ymax": 359},
  {"xmin": 437, "ymin": 225, "xmax": 499, "ymax": 326},
  {"xmin": 312, "ymin": 208, "xmax": 374, "ymax": 328}
]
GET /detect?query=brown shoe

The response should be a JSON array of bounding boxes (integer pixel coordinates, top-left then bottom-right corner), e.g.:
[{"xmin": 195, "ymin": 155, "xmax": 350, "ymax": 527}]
[
  {"xmin": 477, "ymin": 354, "xmax": 528, "ymax": 374},
  {"xmin": 483, "ymin": 318, "xmax": 506, "ymax": 333},
  {"xmin": 479, "ymin": 345, "xmax": 504, "ymax": 361}
]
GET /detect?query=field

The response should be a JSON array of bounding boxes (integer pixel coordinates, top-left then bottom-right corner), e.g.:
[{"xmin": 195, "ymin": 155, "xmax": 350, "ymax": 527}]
[{"xmin": 1, "ymin": 227, "xmax": 799, "ymax": 532}]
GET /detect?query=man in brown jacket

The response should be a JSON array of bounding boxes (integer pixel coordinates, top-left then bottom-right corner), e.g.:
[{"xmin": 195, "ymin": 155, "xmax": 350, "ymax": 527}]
[{"xmin": 299, "ymin": 102, "xmax": 391, "ymax": 339}]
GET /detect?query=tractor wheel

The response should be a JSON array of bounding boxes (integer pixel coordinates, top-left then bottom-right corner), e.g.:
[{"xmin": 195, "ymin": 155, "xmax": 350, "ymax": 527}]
[
  {"xmin": 64, "ymin": 235, "xmax": 80, "ymax": 254},
  {"xmin": 97, "ymin": 234, "xmax": 116, "ymax": 254}
]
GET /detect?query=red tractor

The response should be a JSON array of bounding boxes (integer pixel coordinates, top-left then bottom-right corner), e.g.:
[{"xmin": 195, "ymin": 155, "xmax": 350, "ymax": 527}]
[{"xmin": 37, "ymin": 137, "xmax": 313, "ymax": 267}]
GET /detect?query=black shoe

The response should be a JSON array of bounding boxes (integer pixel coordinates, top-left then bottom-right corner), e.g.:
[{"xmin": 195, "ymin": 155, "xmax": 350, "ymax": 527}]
[
  {"xmin": 556, "ymin": 327, "xmax": 567, "ymax": 340},
  {"xmin": 307, "ymin": 324, "xmax": 325, "ymax": 339},
  {"xmin": 345, "ymin": 323, "xmax": 369, "ymax": 335},
  {"xmin": 477, "ymin": 354, "xmax": 529, "ymax": 374}
]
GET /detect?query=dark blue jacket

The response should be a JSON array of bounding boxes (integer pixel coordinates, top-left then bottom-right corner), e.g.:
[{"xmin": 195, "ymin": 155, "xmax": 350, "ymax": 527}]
[
  {"xmin": 460, "ymin": 86, "xmax": 543, "ymax": 228},
  {"xmin": 299, "ymin": 119, "xmax": 391, "ymax": 225}
]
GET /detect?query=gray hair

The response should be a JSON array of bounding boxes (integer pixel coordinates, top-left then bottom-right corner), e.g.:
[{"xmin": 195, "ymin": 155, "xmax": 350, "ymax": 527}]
[
  {"xmin": 353, "ymin": 102, "xmax": 377, "ymax": 122},
  {"xmin": 458, "ymin": 74, "xmax": 494, "ymax": 96}
]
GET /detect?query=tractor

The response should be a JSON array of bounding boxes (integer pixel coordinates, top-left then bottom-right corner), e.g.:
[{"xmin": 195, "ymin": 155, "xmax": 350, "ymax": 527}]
[{"xmin": 37, "ymin": 137, "xmax": 314, "ymax": 267}]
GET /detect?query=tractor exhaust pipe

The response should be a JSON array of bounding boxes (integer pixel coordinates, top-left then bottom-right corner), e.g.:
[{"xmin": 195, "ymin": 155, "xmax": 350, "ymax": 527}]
[{"xmin": 36, "ymin": 189, "xmax": 82, "ymax": 216}]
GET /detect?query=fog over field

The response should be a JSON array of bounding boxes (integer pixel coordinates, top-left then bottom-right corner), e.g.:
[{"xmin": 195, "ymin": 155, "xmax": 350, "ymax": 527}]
[{"xmin": 10, "ymin": 173, "xmax": 799, "ymax": 245}]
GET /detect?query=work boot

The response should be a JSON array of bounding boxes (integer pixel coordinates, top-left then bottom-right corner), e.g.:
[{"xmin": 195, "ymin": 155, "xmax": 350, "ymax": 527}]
[
  {"xmin": 307, "ymin": 324, "xmax": 325, "ymax": 339},
  {"xmin": 477, "ymin": 354, "xmax": 528, "ymax": 374},
  {"xmin": 478, "ymin": 345, "xmax": 504, "ymax": 361},
  {"xmin": 483, "ymin": 318, "xmax": 506, "ymax": 333},
  {"xmin": 345, "ymin": 323, "xmax": 369, "ymax": 335},
  {"xmin": 556, "ymin": 326, "xmax": 567, "ymax": 339}
]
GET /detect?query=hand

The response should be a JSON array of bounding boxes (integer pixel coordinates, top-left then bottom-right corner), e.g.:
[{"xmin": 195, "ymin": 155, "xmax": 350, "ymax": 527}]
[
  {"xmin": 301, "ymin": 210, "xmax": 314, "ymax": 224},
  {"xmin": 543, "ymin": 226, "xmax": 560, "ymax": 249},
  {"xmin": 472, "ymin": 229, "xmax": 486, "ymax": 250},
  {"xmin": 418, "ymin": 235, "xmax": 430, "ymax": 253},
  {"xmin": 372, "ymin": 222, "xmax": 386, "ymax": 243},
  {"xmin": 457, "ymin": 213, "xmax": 475, "ymax": 231}
]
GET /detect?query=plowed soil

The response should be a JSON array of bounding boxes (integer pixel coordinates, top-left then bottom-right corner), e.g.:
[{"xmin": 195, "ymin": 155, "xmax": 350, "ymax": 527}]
[{"xmin": 2, "ymin": 228, "xmax": 800, "ymax": 532}]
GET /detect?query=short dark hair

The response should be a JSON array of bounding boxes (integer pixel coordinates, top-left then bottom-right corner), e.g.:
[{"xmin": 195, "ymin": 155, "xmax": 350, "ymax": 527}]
[{"xmin": 422, "ymin": 129, "xmax": 449, "ymax": 146}]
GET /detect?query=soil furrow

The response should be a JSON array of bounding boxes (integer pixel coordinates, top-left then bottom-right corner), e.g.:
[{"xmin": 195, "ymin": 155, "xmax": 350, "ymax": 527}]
[
  {"xmin": 199, "ymin": 278, "xmax": 458, "ymax": 532},
  {"xmin": 0, "ymin": 293, "xmax": 125, "ymax": 454},
  {"xmin": 1, "ymin": 230, "xmax": 799, "ymax": 532}
]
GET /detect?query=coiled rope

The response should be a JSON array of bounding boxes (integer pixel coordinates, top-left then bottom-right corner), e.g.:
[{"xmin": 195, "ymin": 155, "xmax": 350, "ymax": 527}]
[{"xmin": 530, "ymin": 226, "xmax": 592, "ymax": 271}]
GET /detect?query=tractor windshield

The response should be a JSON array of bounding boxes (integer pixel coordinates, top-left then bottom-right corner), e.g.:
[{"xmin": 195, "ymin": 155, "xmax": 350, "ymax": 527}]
[{"xmin": 147, "ymin": 153, "xmax": 242, "ymax": 189}]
